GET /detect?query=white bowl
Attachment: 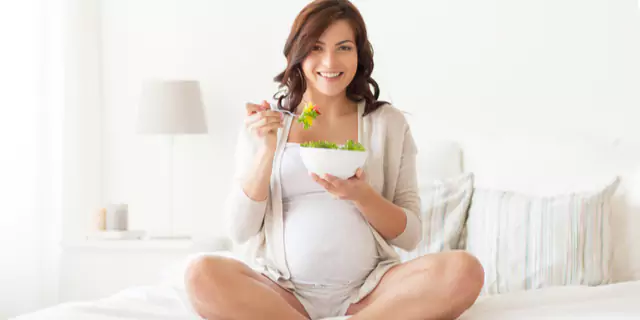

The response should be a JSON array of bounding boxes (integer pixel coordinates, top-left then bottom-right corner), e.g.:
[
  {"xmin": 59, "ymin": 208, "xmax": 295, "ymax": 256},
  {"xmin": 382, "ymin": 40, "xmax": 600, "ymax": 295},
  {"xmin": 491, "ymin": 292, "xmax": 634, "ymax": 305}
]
[{"xmin": 299, "ymin": 147, "xmax": 368, "ymax": 180}]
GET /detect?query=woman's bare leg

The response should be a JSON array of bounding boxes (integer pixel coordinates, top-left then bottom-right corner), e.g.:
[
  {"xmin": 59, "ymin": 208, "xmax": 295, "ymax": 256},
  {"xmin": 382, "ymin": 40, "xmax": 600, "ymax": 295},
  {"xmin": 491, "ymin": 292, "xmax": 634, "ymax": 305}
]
[
  {"xmin": 346, "ymin": 251, "xmax": 484, "ymax": 320},
  {"xmin": 184, "ymin": 255, "xmax": 309, "ymax": 320}
]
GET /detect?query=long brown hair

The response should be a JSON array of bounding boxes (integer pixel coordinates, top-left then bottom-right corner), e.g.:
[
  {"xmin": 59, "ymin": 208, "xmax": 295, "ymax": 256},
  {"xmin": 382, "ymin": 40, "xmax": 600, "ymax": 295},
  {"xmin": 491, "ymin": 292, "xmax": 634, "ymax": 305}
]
[{"xmin": 273, "ymin": 0, "xmax": 387, "ymax": 116}]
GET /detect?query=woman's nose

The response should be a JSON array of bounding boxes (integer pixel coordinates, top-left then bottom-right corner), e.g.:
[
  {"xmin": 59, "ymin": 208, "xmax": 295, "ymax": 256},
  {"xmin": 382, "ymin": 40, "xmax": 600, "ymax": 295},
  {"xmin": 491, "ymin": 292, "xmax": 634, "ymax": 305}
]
[{"xmin": 321, "ymin": 50, "xmax": 337, "ymax": 67}]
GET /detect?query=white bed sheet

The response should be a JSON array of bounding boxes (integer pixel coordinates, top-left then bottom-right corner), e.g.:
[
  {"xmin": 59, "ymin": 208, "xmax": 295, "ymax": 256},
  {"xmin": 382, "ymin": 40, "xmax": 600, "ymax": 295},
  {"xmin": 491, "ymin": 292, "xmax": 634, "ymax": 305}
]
[
  {"xmin": 13, "ymin": 280, "xmax": 640, "ymax": 320},
  {"xmin": 460, "ymin": 280, "xmax": 640, "ymax": 319}
]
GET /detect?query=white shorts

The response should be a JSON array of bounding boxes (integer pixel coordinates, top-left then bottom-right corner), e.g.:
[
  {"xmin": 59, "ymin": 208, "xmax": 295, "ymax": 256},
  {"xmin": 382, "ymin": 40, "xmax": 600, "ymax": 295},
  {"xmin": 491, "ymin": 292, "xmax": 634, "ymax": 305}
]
[{"xmin": 289, "ymin": 280, "xmax": 361, "ymax": 319}]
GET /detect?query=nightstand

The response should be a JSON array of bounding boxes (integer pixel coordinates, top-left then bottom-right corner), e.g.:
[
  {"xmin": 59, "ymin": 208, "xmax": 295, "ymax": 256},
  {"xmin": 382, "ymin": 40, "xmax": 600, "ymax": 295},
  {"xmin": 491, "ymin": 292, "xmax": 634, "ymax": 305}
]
[{"xmin": 58, "ymin": 237, "xmax": 232, "ymax": 303}]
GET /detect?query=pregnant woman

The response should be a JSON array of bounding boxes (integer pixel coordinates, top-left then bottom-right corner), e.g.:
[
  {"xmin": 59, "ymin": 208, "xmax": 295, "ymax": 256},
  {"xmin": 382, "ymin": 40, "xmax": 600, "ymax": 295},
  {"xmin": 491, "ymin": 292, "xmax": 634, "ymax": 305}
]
[{"xmin": 185, "ymin": 1, "xmax": 484, "ymax": 319}]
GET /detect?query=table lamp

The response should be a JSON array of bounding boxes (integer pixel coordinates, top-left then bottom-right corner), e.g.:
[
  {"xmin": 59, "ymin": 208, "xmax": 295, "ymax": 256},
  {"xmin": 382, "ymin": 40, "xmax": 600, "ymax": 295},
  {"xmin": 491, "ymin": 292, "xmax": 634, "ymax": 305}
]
[{"xmin": 137, "ymin": 80, "xmax": 208, "ymax": 239}]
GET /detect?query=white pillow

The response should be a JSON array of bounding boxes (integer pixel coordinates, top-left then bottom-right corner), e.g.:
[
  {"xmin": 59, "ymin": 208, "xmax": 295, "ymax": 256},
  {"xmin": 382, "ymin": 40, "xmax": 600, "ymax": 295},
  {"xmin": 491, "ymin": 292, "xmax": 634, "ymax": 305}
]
[
  {"xmin": 465, "ymin": 177, "xmax": 620, "ymax": 295},
  {"xmin": 397, "ymin": 172, "xmax": 474, "ymax": 262}
]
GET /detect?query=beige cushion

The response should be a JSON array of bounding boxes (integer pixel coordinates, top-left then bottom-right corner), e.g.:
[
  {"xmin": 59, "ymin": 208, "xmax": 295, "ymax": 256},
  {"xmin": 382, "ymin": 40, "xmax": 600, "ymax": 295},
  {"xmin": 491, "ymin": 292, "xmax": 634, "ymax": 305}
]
[
  {"xmin": 396, "ymin": 172, "xmax": 474, "ymax": 262},
  {"xmin": 464, "ymin": 178, "xmax": 620, "ymax": 295}
]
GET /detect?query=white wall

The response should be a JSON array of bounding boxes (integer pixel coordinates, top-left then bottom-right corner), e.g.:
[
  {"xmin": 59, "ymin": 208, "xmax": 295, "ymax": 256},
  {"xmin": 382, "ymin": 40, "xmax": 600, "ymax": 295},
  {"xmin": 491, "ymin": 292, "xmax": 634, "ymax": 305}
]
[
  {"xmin": 0, "ymin": 0, "xmax": 89, "ymax": 316},
  {"xmin": 62, "ymin": 0, "xmax": 103, "ymax": 243},
  {"xmin": 89, "ymin": 0, "xmax": 640, "ymax": 242}
]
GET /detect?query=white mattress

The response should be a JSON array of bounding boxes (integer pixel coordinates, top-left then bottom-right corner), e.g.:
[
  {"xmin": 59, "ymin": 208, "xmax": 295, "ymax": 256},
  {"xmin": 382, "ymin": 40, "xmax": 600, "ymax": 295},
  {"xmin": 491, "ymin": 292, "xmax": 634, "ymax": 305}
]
[{"xmin": 12, "ymin": 280, "xmax": 640, "ymax": 320}]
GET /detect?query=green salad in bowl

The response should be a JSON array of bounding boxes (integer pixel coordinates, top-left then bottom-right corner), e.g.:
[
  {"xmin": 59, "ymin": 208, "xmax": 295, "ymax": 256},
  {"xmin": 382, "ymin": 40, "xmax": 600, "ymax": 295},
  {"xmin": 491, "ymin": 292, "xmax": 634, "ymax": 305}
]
[
  {"xmin": 300, "ymin": 140, "xmax": 365, "ymax": 151},
  {"xmin": 299, "ymin": 139, "xmax": 367, "ymax": 179}
]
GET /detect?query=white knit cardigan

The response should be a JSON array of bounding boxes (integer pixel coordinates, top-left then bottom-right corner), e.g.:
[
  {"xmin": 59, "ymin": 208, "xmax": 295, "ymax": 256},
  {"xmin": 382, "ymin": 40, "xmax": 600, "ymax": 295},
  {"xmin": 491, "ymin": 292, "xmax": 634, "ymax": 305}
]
[{"xmin": 226, "ymin": 100, "xmax": 421, "ymax": 303}]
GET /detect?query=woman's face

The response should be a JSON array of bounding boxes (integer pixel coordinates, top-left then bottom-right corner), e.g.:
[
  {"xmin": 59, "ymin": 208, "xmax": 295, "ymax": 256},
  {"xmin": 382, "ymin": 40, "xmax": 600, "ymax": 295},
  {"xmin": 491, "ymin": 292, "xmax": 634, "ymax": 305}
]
[{"xmin": 301, "ymin": 20, "xmax": 358, "ymax": 98}]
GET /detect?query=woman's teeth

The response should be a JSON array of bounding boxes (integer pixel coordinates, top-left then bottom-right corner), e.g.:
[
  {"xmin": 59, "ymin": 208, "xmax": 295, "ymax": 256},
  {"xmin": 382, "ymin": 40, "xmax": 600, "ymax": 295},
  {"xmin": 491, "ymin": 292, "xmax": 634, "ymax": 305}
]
[{"xmin": 318, "ymin": 72, "xmax": 343, "ymax": 78}]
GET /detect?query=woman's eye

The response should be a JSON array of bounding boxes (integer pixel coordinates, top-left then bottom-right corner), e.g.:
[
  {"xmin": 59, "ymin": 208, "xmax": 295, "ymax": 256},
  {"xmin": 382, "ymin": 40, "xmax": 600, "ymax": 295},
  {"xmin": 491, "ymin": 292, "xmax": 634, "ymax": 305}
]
[
  {"xmin": 312, "ymin": 45, "xmax": 323, "ymax": 52},
  {"xmin": 339, "ymin": 45, "xmax": 353, "ymax": 52}
]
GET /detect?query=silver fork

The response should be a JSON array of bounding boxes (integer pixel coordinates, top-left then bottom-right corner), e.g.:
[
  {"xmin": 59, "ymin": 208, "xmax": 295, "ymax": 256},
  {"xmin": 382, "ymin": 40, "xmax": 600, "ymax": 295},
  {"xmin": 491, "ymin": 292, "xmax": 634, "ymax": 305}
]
[{"xmin": 276, "ymin": 109, "xmax": 299, "ymax": 119}]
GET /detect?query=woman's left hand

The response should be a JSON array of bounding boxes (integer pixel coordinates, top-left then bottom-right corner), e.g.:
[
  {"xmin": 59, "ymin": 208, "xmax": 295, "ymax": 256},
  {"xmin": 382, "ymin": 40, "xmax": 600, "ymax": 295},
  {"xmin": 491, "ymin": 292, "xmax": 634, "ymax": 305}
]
[{"xmin": 310, "ymin": 168, "xmax": 372, "ymax": 202}]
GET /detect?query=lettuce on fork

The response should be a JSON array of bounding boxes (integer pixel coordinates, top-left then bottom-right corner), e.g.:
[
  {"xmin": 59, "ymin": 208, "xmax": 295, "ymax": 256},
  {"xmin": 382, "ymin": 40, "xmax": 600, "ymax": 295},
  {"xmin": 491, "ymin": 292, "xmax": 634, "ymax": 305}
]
[{"xmin": 297, "ymin": 102, "xmax": 321, "ymax": 129}]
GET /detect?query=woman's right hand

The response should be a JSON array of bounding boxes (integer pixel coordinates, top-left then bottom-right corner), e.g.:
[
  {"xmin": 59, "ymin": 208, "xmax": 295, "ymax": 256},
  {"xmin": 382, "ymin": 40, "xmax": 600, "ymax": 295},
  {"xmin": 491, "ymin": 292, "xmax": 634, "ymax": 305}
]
[{"xmin": 245, "ymin": 100, "xmax": 284, "ymax": 152}]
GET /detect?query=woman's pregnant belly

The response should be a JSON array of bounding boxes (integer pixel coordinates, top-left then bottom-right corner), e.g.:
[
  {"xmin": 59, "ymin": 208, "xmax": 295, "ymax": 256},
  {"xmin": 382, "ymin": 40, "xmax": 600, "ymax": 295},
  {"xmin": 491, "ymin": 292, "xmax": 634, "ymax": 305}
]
[{"xmin": 283, "ymin": 193, "xmax": 379, "ymax": 285}]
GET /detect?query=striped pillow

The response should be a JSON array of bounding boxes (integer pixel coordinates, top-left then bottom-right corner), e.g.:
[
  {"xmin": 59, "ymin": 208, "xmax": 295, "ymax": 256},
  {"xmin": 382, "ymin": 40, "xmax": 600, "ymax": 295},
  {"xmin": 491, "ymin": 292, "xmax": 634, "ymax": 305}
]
[
  {"xmin": 397, "ymin": 172, "xmax": 474, "ymax": 262},
  {"xmin": 465, "ymin": 178, "xmax": 620, "ymax": 295}
]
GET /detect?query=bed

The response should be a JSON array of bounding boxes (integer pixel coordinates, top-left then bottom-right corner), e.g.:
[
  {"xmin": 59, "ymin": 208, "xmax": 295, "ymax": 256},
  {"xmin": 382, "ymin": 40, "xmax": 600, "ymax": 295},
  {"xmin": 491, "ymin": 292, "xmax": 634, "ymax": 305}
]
[
  {"xmin": 15, "ymin": 133, "xmax": 640, "ymax": 319},
  {"xmin": 13, "ymin": 279, "xmax": 640, "ymax": 319}
]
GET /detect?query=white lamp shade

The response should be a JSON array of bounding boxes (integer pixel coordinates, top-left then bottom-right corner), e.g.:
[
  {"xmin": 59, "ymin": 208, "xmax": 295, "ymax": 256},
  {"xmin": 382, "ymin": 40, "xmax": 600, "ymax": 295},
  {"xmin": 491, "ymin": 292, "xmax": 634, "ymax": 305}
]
[{"xmin": 137, "ymin": 80, "xmax": 208, "ymax": 134}]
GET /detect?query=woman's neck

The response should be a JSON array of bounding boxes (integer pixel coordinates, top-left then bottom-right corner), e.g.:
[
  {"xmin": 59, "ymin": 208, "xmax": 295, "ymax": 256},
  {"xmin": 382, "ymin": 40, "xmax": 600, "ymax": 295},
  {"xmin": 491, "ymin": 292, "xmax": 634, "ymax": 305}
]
[{"xmin": 301, "ymin": 91, "xmax": 357, "ymax": 119}]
